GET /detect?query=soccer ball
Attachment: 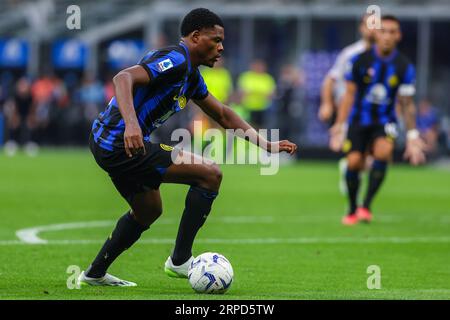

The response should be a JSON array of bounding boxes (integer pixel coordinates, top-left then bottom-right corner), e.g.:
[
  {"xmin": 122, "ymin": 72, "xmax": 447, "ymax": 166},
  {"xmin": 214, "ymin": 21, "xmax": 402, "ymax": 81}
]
[{"xmin": 188, "ymin": 252, "xmax": 234, "ymax": 294}]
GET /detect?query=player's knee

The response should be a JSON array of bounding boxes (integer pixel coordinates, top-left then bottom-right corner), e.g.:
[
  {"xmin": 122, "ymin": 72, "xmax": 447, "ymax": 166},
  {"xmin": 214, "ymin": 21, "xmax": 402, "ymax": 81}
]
[
  {"xmin": 373, "ymin": 153, "xmax": 390, "ymax": 162},
  {"xmin": 200, "ymin": 163, "xmax": 222, "ymax": 191},
  {"xmin": 373, "ymin": 139, "xmax": 393, "ymax": 160},
  {"xmin": 145, "ymin": 208, "xmax": 162, "ymax": 227},
  {"xmin": 347, "ymin": 162, "xmax": 363, "ymax": 171},
  {"xmin": 153, "ymin": 207, "xmax": 163, "ymax": 219},
  {"xmin": 208, "ymin": 163, "xmax": 223, "ymax": 189},
  {"xmin": 373, "ymin": 148, "xmax": 392, "ymax": 161},
  {"xmin": 347, "ymin": 154, "xmax": 364, "ymax": 171}
]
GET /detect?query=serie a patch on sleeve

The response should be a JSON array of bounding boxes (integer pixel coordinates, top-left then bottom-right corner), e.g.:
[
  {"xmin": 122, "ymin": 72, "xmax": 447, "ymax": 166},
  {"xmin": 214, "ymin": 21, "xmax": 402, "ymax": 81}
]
[{"xmin": 158, "ymin": 58, "xmax": 174, "ymax": 72}]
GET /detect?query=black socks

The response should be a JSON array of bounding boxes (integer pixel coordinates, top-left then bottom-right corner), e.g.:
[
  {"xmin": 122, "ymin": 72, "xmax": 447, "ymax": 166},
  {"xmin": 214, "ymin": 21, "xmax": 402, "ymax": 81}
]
[
  {"xmin": 363, "ymin": 160, "xmax": 387, "ymax": 209},
  {"xmin": 86, "ymin": 211, "xmax": 149, "ymax": 278},
  {"xmin": 171, "ymin": 186, "xmax": 218, "ymax": 266},
  {"xmin": 85, "ymin": 186, "xmax": 218, "ymax": 276},
  {"xmin": 346, "ymin": 169, "xmax": 360, "ymax": 215},
  {"xmin": 345, "ymin": 160, "xmax": 388, "ymax": 215}
]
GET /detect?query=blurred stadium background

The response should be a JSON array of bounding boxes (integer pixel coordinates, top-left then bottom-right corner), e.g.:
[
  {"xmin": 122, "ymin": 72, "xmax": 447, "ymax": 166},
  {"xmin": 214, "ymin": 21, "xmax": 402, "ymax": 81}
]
[
  {"xmin": 1, "ymin": 0, "xmax": 450, "ymax": 300},
  {"xmin": 1, "ymin": 0, "xmax": 449, "ymax": 160}
]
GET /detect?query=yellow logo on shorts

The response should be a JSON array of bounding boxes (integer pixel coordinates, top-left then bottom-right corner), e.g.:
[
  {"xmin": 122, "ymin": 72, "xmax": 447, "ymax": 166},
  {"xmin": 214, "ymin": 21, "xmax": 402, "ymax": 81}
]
[
  {"xmin": 342, "ymin": 140, "xmax": 352, "ymax": 153},
  {"xmin": 160, "ymin": 144, "xmax": 174, "ymax": 152}
]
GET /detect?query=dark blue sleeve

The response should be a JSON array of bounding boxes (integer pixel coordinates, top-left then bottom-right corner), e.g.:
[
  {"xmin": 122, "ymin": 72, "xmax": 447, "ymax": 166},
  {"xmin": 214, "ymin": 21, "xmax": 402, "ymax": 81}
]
[
  {"xmin": 344, "ymin": 54, "xmax": 360, "ymax": 82},
  {"xmin": 402, "ymin": 63, "xmax": 416, "ymax": 85},
  {"xmin": 191, "ymin": 70, "xmax": 209, "ymax": 100},
  {"xmin": 139, "ymin": 49, "xmax": 186, "ymax": 82}
]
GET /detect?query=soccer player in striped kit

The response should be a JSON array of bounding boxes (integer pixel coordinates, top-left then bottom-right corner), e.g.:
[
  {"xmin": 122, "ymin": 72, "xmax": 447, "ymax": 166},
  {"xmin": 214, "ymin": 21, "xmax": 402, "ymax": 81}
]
[{"xmin": 329, "ymin": 15, "xmax": 426, "ymax": 225}]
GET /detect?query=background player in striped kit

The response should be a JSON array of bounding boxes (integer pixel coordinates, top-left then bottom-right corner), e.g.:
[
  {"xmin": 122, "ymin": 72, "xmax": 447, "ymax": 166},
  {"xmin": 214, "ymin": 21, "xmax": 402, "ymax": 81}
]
[
  {"xmin": 319, "ymin": 14, "xmax": 376, "ymax": 195},
  {"xmin": 329, "ymin": 15, "xmax": 426, "ymax": 225}
]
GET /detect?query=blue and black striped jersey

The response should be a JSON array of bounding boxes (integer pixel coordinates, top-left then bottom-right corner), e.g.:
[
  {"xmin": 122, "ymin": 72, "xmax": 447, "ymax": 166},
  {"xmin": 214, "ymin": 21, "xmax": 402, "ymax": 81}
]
[
  {"xmin": 345, "ymin": 46, "xmax": 416, "ymax": 126},
  {"xmin": 92, "ymin": 42, "xmax": 208, "ymax": 151}
]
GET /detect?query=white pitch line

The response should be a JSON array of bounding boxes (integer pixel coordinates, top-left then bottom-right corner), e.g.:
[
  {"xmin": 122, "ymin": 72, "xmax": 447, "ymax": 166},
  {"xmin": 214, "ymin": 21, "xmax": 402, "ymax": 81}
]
[
  {"xmin": 11, "ymin": 218, "xmax": 450, "ymax": 245},
  {"xmin": 14, "ymin": 217, "xmax": 275, "ymax": 244},
  {"xmin": 16, "ymin": 221, "xmax": 116, "ymax": 244},
  {"xmin": 3, "ymin": 236, "xmax": 450, "ymax": 246}
]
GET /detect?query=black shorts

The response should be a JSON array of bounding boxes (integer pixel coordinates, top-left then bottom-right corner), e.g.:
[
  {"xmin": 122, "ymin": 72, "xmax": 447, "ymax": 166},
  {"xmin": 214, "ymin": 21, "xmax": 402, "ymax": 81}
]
[
  {"xmin": 343, "ymin": 123, "xmax": 398, "ymax": 154},
  {"xmin": 89, "ymin": 134, "xmax": 177, "ymax": 203}
]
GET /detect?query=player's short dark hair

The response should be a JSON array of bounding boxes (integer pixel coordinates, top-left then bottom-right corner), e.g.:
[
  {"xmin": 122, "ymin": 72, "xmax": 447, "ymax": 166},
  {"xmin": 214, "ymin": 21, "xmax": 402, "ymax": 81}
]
[
  {"xmin": 180, "ymin": 8, "xmax": 224, "ymax": 37},
  {"xmin": 381, "ymin": 14, "xmax": 400, "ymax": 24}
]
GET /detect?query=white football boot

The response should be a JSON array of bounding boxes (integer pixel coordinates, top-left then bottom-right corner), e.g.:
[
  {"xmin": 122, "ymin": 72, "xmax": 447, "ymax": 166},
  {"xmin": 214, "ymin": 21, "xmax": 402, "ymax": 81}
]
[
  {"xmin": 164, "ymin": 256, "xmax": 194, "ymax": 278},
  {"xmin": 77, "ymin": 271, "xmax": 137, "ymax": 287},
  {"xmin": 338, "ymin": 157, "xmax": 348, "ymax": 195}
]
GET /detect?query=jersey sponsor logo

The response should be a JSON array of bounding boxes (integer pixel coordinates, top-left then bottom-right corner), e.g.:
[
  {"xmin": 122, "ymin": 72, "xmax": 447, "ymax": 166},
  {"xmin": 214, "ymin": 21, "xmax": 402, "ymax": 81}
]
[
  {"xmin": 157, "ymin": 58, "xmax": 173, "ymax": 72},
  {"xmin": 365, "ymin": 83, "xmax": 391, "ymax": 105},
  {"xmin": 160, "ymin": 143, "xmax": 174, "ymax": 152}
]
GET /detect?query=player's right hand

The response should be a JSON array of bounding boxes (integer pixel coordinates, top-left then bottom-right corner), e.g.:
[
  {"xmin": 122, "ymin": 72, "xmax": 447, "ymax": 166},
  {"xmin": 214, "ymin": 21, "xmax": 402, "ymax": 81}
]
[
  {"xmin": 329, "ymin": 123, "xmax": 346, "ymax": 152},
  {"xmin": 318, "ymin": 102, "xmax": 334, "ymax": 122},
  {"xmin": 268, "ymin": 140, "xmax": 298, "ymax": 155},
  {"xmin": 124, "ymin": 122, "xmax": 146, "ymax": 158},
  {"xmin": 404, "ymin": 137, "xmax": 426, "ymax": 166}
]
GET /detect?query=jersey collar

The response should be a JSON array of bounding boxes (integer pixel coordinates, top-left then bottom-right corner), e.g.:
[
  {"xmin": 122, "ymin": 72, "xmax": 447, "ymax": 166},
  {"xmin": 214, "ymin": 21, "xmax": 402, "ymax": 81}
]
[
  {"xmin": 372, "ymin": 45, "xmax": 398, "ymax": 62},
  {"xmin": 179, "ymin": 41, "xmax": 192, "ymax": 73}
]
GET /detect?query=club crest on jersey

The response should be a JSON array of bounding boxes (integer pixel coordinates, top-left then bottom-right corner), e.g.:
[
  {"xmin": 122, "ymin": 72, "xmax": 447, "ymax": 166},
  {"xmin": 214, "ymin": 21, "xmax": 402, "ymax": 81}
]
[
  {"xmin": 388, "ymin": 75, "xmax": 399, "ymax": 87},
  {"xmin": 157, "ymin": 58, "xmax": 173, "ymax": 72},
  {"xmin": 174, "ymin": 95, "xmax": 187, "ymax": 109}
]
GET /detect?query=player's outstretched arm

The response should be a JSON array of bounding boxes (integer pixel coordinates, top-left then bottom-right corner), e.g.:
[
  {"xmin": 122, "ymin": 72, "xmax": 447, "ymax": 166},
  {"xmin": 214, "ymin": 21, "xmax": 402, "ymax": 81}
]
[
  {"xmin": 319, "ymin": 48, "xmax": 348, "ymax": 123},
  {"xmin": 194, "ymin": 94, "xmax": 297, "ymax": 155},
  {"xmin": 319, "ymin": 75, "xmax": 336, "ymax": 122},
  {"xmin": 113, "ymin": 65, "xmax": 150, "ymax": 157},
  {"xmin": 397, "ymin": 95, "xmax": 426, "ymax": 166},
  {"xmin": 329, "ymin": 81, "xmax": 356, "ymax": 152}
]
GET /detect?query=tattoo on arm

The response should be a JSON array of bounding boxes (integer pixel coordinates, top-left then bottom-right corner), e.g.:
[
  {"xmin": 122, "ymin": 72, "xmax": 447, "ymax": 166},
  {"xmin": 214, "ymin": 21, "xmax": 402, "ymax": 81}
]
[{"xmin": 400, "ymin": 96, "xmax": 417, "ymax": 131}]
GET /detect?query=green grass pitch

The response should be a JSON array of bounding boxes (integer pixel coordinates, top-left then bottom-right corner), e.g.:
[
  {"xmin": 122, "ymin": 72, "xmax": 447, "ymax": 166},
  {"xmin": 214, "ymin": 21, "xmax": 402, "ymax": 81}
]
[{"xmin": 0, "ymin": 149, "xmax": 449, "ymax": 299}]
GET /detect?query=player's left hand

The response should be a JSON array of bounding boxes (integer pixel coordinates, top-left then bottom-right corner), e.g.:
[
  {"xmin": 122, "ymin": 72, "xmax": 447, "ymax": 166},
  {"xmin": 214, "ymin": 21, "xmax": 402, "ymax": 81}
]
[
  {"xmin": 318, "ymin": 102, "xmax": 334, "ymax": 122},
  {"xmin": 268, "ymin": 140, "xmax": 298, "ymax": 155},
  {"xmin": 329, "ymin": 123, "xmax": 346, "ymax": 152},
  {"xmin": 404, "ymin": 137, "xmax": 426, "ymax": 166}
]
